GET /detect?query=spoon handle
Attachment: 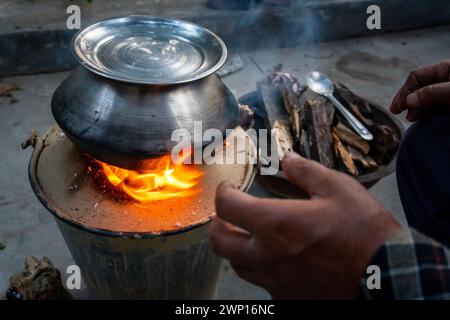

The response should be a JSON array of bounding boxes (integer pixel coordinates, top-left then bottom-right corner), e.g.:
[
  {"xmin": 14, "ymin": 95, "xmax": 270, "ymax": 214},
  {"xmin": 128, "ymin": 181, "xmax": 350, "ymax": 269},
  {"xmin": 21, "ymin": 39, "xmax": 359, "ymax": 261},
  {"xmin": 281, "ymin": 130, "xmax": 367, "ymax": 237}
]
[{"xmin": 327, "ymin": 94, "xmax": 374, "ymax": 141}]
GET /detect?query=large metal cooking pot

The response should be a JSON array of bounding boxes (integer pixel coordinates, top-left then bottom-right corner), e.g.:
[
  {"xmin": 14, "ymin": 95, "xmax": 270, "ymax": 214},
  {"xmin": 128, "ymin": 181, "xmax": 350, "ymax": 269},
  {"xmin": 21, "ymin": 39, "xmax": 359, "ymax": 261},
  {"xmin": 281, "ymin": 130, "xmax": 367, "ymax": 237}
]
[{"xmin": 52, "ymin": 16, "xmax": 239, "ymax": 169}]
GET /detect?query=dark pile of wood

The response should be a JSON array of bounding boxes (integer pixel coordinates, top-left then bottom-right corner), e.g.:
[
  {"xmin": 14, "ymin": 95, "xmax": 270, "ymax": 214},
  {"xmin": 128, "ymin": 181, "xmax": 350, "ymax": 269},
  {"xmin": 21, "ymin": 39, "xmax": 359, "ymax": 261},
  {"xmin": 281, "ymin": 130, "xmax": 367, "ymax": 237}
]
[{"xmin": 257, "ymin": 70, "xmax": 400, "ymax": 176}]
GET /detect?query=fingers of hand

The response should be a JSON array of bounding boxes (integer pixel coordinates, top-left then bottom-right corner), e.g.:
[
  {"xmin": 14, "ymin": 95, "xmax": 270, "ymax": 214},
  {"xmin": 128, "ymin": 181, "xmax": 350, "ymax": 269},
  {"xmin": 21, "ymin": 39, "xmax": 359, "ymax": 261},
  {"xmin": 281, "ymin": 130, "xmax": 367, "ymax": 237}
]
[
  {"xmin": 229, "ymin": 262, "xmax": 272, "ymax": 289},
  {"xmin": 281, "ymin": 152, "xmax": 337, "ymax": 197},
  {"xmin": 390, "ymin": 61, "xmax": 450, "ymax": 114},
  {"xmin": 406, "ymin": 82, "xmax": 450, "ymax": 113},
  {"xmin": 390, "ymin": 69, "xmax": 421, "ymax": 114},
  {"xmin": 215, "ymin": 181, "xmax": 266, "ymax": 232},
  {"xmin": 215, "ymin": 179, "xmax": 316, "ymax": 236},
  {"xmin": 209, "ymin": 216, "xmax": 254, "ymax": 266},
  {"xmin": 406, "ymin": 109, "xmax": 422, "ymax": 122}
]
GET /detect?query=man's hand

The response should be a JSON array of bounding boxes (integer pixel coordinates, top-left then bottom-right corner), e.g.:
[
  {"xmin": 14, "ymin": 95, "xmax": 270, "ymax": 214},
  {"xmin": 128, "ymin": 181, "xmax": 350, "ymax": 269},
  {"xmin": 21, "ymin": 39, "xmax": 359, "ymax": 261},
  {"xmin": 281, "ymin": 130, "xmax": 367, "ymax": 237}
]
[
  {"xmin": 210, "ymin": 152, "xmax": 400, "ymax": 299},
  {"xmin": 390, "ymin": 60, "xmax": 450, "ymax": 122}
]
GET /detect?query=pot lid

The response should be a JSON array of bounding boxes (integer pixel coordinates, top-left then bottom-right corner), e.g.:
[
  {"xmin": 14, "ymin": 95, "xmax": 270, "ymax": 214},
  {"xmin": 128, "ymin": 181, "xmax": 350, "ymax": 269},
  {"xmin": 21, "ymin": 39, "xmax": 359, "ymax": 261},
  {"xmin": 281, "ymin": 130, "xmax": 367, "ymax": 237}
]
[{"xmin": 72, "ymin": 16, "xmax": 227, "ymax": 84}]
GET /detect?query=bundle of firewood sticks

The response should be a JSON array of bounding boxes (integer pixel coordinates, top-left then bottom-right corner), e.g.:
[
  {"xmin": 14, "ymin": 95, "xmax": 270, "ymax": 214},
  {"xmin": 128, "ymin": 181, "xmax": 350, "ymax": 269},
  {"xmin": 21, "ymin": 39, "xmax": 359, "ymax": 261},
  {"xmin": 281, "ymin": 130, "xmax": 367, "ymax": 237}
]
[{"xmin": 257, "ymin": 69, "xmax": 400, "ymax": 176}]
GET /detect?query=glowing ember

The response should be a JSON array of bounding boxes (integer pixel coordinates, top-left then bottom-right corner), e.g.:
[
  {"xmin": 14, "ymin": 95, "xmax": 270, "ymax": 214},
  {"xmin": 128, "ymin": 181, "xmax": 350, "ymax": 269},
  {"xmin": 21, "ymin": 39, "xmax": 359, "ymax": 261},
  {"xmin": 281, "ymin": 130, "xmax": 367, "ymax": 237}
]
[{"xmin": 94, "ymin": 153, "xmax": 202, "ymax": 202}]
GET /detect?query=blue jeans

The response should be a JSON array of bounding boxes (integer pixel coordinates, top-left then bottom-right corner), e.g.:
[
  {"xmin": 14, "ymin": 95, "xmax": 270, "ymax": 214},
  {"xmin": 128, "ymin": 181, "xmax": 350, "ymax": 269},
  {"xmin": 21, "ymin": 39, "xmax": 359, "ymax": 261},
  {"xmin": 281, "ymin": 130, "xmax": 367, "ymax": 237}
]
[{"xmin": 397, "ymin": 110, "xmax": 450, "ymax": 247}]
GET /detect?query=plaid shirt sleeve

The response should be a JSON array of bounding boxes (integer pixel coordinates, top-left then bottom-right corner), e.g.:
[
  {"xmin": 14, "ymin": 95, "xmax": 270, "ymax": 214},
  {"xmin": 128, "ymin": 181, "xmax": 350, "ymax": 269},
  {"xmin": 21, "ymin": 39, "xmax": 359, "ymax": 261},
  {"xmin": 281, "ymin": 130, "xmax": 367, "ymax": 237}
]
[{"xmin": 360, "ymin": 228, "xmax": 450, "ymax": 300}]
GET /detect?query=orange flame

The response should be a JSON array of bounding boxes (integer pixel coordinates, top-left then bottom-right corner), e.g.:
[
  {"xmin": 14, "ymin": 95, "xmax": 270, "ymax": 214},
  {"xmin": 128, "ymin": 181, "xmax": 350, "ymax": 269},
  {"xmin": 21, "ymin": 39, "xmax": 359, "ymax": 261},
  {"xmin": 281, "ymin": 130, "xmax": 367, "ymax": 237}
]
[{"xmin": 95, "ymin": 153, "xmax": 202, "ymax": 202}]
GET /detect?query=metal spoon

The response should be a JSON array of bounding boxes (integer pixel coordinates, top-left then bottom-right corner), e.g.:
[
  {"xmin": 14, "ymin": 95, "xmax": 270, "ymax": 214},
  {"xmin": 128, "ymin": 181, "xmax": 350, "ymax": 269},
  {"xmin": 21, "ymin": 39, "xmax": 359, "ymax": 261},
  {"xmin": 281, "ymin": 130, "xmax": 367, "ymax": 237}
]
[{"xmin": 306, "ymin": 71, "xmax": 373, "ymax": 141}]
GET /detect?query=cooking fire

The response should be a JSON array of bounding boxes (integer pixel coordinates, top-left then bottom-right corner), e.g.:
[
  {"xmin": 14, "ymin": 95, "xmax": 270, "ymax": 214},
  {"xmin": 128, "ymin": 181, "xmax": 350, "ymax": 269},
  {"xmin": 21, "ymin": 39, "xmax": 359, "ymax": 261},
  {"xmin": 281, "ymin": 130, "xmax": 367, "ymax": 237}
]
[{"xmin": 90, "ymin": 153, "xmax": 203, "ymax": 203}]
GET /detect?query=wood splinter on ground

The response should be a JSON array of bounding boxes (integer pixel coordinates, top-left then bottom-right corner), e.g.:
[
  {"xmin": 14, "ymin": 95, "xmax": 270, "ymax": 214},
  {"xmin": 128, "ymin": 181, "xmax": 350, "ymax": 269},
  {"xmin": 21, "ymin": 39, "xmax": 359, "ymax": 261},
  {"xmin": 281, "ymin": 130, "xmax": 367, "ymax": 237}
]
[
  {"xmin": 7, "ymin": 256, "xmax": 73, "ymax": 300},
  {"xmin": 0, "ymin": 82, "xmax": 20, "ymax": 97}
]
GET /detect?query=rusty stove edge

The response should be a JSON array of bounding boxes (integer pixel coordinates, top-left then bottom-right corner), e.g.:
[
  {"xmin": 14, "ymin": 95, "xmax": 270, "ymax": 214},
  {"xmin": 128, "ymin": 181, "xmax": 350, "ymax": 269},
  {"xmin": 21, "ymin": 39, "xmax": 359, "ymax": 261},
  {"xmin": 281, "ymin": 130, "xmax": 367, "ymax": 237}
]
[{"xmin": 27, "ymin": 127, "xmax": 256, "ymax": 240}]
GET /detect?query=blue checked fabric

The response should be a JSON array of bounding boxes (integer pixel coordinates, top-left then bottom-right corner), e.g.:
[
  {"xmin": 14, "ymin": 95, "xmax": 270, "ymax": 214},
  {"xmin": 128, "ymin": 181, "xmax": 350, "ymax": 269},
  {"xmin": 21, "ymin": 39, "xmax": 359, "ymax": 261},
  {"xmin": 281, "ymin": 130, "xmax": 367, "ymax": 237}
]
[{"xmin": 360, "ymin": 228, "xmax": 450, "ymax": 300}]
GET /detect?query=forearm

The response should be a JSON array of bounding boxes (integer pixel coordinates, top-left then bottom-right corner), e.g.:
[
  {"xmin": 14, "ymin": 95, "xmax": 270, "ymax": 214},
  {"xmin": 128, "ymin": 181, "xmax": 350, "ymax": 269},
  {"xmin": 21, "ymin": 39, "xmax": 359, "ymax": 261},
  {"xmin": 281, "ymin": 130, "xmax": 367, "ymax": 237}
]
[{"xmin": 360, "ymin": 228, "xmax": 450, "ymax": 299}]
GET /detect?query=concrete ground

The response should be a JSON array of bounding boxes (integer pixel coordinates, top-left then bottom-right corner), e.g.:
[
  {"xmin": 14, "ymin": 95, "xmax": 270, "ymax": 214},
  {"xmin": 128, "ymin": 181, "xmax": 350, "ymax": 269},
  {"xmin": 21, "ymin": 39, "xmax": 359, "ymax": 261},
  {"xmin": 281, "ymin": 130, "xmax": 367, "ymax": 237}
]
[
  {"xmin": 1, "ymin": 24, "xmax": 450, "ymax": 299},
  {"xmin": 2, "ymin": 0, "xmax": 438, "ymax": 34}
]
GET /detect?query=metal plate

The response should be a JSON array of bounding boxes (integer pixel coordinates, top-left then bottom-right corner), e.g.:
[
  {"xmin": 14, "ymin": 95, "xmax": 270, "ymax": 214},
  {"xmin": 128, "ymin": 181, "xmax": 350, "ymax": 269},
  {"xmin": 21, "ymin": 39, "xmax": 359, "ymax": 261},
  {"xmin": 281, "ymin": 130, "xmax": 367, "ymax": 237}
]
[{"xmin": 72, "ymin": 16, "xmax": 227, "ymax": 84}]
